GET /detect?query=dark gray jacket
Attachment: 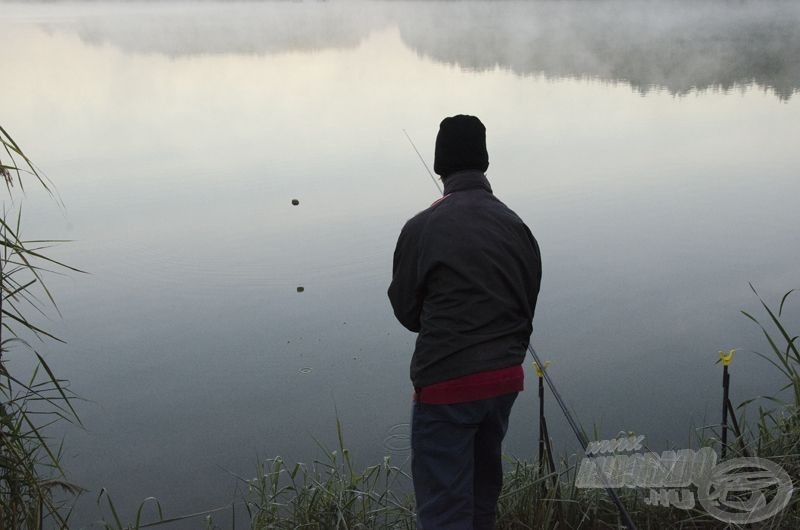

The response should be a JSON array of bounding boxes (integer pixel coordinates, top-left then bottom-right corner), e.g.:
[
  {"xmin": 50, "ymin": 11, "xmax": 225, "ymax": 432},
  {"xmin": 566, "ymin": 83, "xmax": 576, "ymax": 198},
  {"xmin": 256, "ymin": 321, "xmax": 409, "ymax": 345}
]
[{"xmin": 388, "ymin": 170, "xmax": 542, "ymax": 389}]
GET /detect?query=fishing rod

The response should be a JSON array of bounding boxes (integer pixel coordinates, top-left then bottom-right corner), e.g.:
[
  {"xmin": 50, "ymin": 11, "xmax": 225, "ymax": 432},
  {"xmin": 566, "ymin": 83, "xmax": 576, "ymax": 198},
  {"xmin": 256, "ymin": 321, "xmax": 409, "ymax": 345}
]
[
  {"xmin": 403, "ymin": 129, "xmax": 638, "ymax": 530},
  {"xmin": 402, "ymin": 129, "xmax": 443, "ymax": 195},
  {"xmin": 527, "ymin": 345, "xmax": 637, "ymax": 530}
]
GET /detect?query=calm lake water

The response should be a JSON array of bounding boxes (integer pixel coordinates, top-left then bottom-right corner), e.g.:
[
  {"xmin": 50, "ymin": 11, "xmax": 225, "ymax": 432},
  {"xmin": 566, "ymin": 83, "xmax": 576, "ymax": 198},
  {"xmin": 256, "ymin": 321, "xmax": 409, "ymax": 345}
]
[{"xmin": 2, "ymin": 1, "xmax": 799, "ymax": 527}]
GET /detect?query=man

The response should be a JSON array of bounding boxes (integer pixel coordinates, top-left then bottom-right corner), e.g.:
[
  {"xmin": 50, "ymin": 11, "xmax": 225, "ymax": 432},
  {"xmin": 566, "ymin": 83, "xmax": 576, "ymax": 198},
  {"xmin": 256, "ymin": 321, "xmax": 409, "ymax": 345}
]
[{"xmin": 388, "ymin": 115, "xmax": 542, "ymax": 529}]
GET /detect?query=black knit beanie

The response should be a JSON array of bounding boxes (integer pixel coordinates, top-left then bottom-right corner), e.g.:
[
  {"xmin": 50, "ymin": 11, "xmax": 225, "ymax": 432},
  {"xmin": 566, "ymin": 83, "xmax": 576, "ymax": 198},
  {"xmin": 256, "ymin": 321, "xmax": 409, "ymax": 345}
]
[{"xmin": 433, "ymin": 115, "xmax": 489, "ymax": 178}]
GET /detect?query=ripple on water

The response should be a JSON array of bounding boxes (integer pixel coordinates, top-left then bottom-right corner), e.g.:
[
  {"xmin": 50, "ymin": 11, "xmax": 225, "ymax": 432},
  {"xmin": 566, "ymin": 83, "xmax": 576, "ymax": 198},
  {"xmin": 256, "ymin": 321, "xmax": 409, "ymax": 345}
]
[{"xmin": 383, "ymin": 422, "xmax": 410, "ymax": 453}]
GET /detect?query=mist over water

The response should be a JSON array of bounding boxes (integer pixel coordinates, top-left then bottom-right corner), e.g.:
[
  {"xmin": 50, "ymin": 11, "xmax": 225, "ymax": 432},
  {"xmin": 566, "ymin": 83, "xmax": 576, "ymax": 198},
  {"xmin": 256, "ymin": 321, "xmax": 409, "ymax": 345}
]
[
  {"xmin": 6, "ymin": 0, "xmax": 799, "ymax": 99},
  {"xmin": 394, "ymin": 0, "xmax": 800, "ymax": 100},
  {"xmin": 1, "ymin": 1, "xmax": 799, "ymax": 527}
]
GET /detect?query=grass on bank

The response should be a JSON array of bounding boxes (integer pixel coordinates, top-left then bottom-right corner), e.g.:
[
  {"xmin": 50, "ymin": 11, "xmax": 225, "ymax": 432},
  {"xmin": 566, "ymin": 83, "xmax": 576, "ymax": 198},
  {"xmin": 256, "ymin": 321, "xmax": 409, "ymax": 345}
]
[
  {"xmin": 1, "ymin": 126, "xmax": 82, "ymax": 529},
  {"xmin": 97, "ymin": 287, "xmax": 799, "ymax": 529}
]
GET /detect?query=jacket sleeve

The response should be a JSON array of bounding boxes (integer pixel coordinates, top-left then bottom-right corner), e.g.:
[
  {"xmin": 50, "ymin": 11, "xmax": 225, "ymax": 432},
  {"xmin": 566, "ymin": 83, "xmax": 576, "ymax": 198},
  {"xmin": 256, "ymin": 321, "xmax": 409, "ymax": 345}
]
[
  {"xmin": 387, "ymin": 222, "xmax": 423, "ymax": 332},
  {"xmin": 523, "ymin": 223, "xmax": 543, "ymax": 318}
]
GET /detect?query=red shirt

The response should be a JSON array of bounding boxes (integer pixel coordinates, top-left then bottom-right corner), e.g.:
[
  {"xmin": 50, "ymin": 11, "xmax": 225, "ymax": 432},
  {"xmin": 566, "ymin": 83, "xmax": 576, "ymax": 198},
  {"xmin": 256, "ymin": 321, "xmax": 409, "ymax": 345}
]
[{"xmin": 413, "ymin": 365, "xmax": 524, "ymax": 404}]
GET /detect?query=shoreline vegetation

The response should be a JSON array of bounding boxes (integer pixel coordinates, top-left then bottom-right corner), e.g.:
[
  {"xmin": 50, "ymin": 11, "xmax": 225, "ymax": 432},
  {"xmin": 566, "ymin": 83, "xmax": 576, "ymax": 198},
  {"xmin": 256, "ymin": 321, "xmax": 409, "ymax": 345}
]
[
  {"xmin": 1, "ymin": 126, "xmax": 83, "ymax": 530},
  {"xmin": 2, "ymin": 127, "xmax": 797, "ymax": 528},
  {"xmin": 95, "ymin": 288, "xmax": 799, "ymax": 530}
]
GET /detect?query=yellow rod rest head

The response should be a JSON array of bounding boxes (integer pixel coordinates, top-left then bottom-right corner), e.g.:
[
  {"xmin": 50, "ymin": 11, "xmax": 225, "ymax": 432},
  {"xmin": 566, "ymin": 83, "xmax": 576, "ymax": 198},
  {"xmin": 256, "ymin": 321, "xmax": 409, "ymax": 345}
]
[
  {"xmin": 719, "ymin": 349, "xmax": 736, "ymax": 366},
  {"xmin": 533, "ymin": 361, "xmax": 551, "ymax": 378}
]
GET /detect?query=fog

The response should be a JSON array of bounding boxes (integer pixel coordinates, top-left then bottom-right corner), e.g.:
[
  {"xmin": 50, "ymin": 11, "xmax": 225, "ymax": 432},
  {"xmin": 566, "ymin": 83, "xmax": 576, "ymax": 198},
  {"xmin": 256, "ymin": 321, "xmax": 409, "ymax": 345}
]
[
  {"xmin": 2, "ymin": 1, "xmax": 799, "ymax": 527},
  {"xmin": 4, "ymin": 0, "xmax": 799, "ymax": 100},
  {"xmin": 393, "ymin": 1, "xmax": 800, "ymax": 101}
]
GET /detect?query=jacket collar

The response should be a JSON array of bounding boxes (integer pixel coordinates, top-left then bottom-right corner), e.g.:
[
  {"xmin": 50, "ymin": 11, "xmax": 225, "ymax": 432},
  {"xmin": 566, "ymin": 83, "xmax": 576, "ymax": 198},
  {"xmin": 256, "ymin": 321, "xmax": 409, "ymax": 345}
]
[{"xmin": 442, "ymin": 170, "xmax": 493, "ymax": 195}]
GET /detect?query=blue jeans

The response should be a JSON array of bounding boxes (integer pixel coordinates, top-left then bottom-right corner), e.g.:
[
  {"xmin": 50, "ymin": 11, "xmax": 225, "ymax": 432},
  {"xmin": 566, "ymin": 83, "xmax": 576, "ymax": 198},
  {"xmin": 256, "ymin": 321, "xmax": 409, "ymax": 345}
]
[{"xmin": 411, "ymin": 392, "xmax": 518, "ymax": 530}]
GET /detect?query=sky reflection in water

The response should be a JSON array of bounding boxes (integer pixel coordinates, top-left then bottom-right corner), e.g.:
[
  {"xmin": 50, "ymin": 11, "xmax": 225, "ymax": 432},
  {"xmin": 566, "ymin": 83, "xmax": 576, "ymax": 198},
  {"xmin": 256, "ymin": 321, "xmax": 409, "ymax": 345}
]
[{"xmin": 1, "ymin": 1, "xmax": 799, "ymax": 526}]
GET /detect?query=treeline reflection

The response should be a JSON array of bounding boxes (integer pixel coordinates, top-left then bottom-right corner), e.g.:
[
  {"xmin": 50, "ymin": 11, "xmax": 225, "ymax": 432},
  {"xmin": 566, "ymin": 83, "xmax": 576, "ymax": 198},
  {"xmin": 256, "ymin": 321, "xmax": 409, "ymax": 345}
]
[
  {"xmin": 30, "ymin": 0, "xmax": 800, "ymax": 100},
  {"xmin": 393, "ymin": 1, "xmax": 800, "ymax": 100}
]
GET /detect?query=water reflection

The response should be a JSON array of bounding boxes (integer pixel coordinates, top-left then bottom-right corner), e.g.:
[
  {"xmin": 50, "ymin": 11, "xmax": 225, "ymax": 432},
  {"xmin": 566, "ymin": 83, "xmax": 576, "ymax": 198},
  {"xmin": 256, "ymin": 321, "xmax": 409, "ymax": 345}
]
[
  {"xmin": 394, "ymin": 1, "xmax": 800, "ymax": 101},
  {"xmin": 1, "ymin": 2, "xmax": 798, "ymax": 528},
  {"xmin": 6, "ymin": 1, "xmax": 799, "ymax": 100}
]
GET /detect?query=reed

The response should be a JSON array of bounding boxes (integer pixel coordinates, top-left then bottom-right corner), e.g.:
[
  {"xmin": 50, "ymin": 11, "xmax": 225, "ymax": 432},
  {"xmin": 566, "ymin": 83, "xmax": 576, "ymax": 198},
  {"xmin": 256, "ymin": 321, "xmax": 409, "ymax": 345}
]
[
  {"xmin": 239, "ymin": 287, "xmax": 800, "ymax": 529},
  {"xmin": 244, "ymin": 418, "xmax": 415, "ymax": 530},
  {"xmin": 95, "ymin": 286, "xmax": 799, "ymax": 529},
  {"xmin": 1, "ymin": 126, "xmax": 82, "ymax": 529}
]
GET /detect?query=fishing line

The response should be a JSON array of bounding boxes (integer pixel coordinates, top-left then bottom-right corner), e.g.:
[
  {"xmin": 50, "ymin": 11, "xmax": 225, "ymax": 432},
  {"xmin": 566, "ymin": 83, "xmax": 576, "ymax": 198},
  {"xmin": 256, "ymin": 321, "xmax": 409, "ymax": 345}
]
[
  {"xmin": 403, "ymin": 129, "xmax": 638, "ymax": 529},
  {"xmin": 403, "ymin": 129, "xmax": 443, "ymax": 195}
]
